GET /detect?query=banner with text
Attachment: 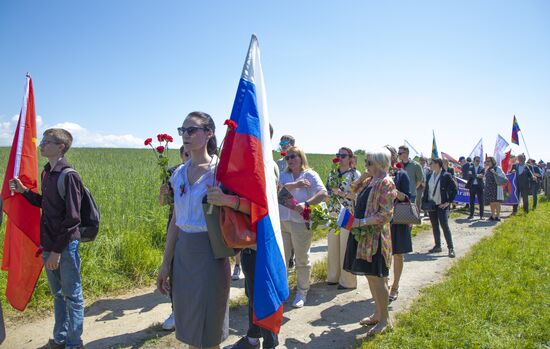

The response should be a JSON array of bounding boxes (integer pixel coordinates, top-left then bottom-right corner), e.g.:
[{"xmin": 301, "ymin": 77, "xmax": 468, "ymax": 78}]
[{"xmin": 454, "ymin": 173, "xmax": 518, "ymax": 205}]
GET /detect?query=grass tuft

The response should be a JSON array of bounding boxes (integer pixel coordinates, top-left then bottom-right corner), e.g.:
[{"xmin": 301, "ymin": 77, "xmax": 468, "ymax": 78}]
[{"xmin": 360, "ymin": 201, "xmax": 550, "ymax": 349}]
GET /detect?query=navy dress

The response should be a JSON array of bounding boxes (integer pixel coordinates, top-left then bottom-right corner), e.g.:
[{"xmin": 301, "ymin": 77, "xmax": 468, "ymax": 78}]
[
  {"xmin": 391, "ymin": 169, "xmax": 413, "ymax": 254},
  {"xmin": 343, "ymin": 186, "xmax": 389, "ymax": 277}
]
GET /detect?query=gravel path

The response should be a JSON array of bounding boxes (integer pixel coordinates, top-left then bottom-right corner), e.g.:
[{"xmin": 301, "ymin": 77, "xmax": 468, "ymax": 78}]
[{"xmin": 3, "ymin": 208, "xmax": 508, "ymax": 349}]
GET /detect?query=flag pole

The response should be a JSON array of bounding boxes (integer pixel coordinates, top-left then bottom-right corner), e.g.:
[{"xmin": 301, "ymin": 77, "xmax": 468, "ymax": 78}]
[{"xmin": 520, "ymin": 131, "xmax": 531, "ymax": 160}]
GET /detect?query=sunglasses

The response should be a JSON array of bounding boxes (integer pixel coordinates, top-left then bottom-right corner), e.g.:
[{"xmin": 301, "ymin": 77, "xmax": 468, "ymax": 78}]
[
  {"xmin": 40, "ymin": 139, "xmax": 60, "ymax": 146},
  {"xmin": 365, "ymin": 160, "xmax": 374, "ymax": 167},
  {"xmin": 279, "ymin": 140, "xmax": 290, "ymax": 146},
  {"xmin": 178, "ymin": 126, "xmax": 208, "ymax": 136},
  {"xmin": 285, "ymin": 154, "xmax": 298, "ymax": 161},
  {"xmin": 335, "ymin": 153, "xmax": 349, "ymax": 158}
]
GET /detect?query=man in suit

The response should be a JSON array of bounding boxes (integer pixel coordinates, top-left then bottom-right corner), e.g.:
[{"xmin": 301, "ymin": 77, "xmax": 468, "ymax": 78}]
[
  {"xmin": 511, "ymin": 154, "xmax": 534, "ymax": 214},
  {"xmin": 467, "ymin": 156, "xmax": 485, "ymax": 219},
  {"xmin": 529, "ymin": 159, "xmax": 543, "ymax": 210}
]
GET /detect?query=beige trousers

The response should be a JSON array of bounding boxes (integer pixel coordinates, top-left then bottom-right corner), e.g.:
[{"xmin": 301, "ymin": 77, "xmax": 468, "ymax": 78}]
[
  {"xmin": 281, "ymin": 220, "xmax": 312, "ymax": 293},
  {"xmin": 327, "ymin": 228, "xmax": 357, "ymax": 288}
]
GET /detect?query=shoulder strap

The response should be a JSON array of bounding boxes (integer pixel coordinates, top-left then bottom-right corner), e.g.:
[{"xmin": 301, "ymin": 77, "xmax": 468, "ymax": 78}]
[{"xmin": 58, "ymin": 168, "xmax": 77, "ymax": 199}]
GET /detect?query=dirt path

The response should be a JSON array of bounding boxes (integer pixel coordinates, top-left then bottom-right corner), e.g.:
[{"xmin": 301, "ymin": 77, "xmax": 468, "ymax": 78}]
[{"xmin": 2, "ymin": 209, "xmax": 508, "ymax": 349}]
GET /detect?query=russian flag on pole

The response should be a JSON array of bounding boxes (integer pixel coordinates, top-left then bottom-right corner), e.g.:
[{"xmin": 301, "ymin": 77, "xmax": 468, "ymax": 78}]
[
  {"xmin": 336, "ymin": 207, "xmax": 355, "ymax": 231},
  {"xmin": 216, "ymin": 34, "xmax": 289, "ymax": 333}
]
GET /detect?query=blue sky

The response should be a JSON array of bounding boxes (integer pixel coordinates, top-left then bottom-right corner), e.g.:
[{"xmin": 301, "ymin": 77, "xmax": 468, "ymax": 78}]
[{"xmin": 1, "ymin": 1, "xmax": 549, "ymax": 161}]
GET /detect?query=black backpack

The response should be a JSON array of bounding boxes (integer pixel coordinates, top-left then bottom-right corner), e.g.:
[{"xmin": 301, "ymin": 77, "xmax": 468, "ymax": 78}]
[{"xmin": 57, "ymin": 168, "xmax": 101, "ymax": 242}]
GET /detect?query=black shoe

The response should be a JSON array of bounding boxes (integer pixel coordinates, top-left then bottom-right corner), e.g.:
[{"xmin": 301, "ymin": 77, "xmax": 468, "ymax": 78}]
[
  {"xmin": 288, "ymin": 258, "xmax": 295, "ymax": 269},
  {"xmin": 327, "ymin": 281, "xmax": 338, "ymax": 285},
  {"xmin": 428, "ymin": 246, "xmax": 442, "ymax": 253},
  {"xmin": 448, "ymin": 249, "xmax": 456, "ymax": 258},
  {"xmin": 495, "ymin": 217, "xmax": 501, "ymax": 222},
  {"xmin": 225, "ymin": 336, "xmax": 260, "ymax": 349},
  {"xmin": 38, "ymin": 339, "xmax": 66, "ymax": 349},
  {"xmin": 467, "ymin": 215, "xmax": 474, "ymax": 219}
]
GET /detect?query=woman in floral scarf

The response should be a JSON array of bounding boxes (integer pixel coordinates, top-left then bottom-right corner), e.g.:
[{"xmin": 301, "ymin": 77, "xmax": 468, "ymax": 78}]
[{"xmin": 343, "ymin": 148, "xmax": 396, "ymax": 336}]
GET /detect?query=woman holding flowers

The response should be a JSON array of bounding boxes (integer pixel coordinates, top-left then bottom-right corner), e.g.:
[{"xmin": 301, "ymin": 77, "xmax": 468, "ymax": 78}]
[
  {"xmin": 157, "ymin": 111, "xmax": 250, "ymax": 349},
  {"xmin": 326, "ymin": 147, "xmax": 360, "ymax": 290},
  {"xmin": 343, "ymin": 148, "xmax": 396, "ymax": 336},
  {"xmin": 279, "ymin": 146, "xmax": 328, "ymax": 308}
]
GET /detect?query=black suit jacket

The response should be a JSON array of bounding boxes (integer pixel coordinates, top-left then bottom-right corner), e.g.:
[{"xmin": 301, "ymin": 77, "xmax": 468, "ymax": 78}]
[
  {"xmin": 423, "ymin": 170, "xmax": 458, "ymax": 205},
  {"xmin": 512, "ymin": 163, "xmax": 534, "ymax": 190},
  {"xmin": 466, "ymin": 165, "xmax": 485, "ymax": 187}
]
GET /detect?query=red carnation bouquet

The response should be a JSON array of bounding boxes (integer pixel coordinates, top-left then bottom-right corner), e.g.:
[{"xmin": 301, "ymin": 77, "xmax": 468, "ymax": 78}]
[{"xmin": 144, "ymin": 133, "xmax": 174, "ymax": 183}]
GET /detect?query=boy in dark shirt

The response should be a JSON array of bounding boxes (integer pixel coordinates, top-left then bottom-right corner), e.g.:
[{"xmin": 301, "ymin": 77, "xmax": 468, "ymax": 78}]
[{"xmin": 10, "ymin": 128, "xmax": 84, "ymax": 349}]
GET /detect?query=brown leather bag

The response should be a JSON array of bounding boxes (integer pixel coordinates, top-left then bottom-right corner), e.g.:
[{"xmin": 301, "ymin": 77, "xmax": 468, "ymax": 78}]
[{"xmin": 219, "ymin": 207, "xmax": 256, "ymax": 248}]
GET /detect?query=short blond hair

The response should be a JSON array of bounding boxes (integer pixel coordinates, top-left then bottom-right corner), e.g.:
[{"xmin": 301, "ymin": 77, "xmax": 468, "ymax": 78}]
[
  {"xmin": 43, "ymin": 128, "xmax": 73, "ymax": 155},
  {"xmin": 285, "ymin": 146, "xmax": 310, "ymax": 172},
  {"xmin": 366, "ymin": 148, "xmax": 391, "ymax": 170}
]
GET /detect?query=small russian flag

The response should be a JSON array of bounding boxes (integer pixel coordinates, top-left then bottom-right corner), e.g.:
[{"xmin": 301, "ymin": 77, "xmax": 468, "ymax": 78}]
[{"xmin": 336, "ymin": 207, "xmax": 355, "ymax": 231}]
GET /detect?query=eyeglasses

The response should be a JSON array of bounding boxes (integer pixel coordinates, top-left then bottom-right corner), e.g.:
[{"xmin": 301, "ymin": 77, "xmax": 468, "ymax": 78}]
[
  {"xmin": 285, "ymin": 154, "xmax": 298, "ymax": 161},
  {"xmin": 335, "ymin": 153, "xmax": 349, "ymax": 159},
  {"xmin": 279, "ymin": 140, "xmax": 290, "ymax": 146},
  {"xmin": 178, "ymin": 126, "xmax": 208, "ymax": 136}
]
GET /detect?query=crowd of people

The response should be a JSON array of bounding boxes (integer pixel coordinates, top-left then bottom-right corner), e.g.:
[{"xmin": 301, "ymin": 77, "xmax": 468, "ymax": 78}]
[{"xmin": 5, "ymin": 111, "xmax": 549, "ymax": 349}]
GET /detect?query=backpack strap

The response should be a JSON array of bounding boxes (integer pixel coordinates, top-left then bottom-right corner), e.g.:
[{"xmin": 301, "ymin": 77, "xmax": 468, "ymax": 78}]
[{"xmin": 58, "ymin": 168, "xmax": 78, "ymax": 199}]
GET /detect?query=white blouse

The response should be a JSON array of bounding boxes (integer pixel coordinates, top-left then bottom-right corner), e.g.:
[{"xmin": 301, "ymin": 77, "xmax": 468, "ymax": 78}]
[
  {"xmin": 279, "ymin": 169, "xmax": 327, "ymax": 223},
  {"xmin": 170, "ymin": 157, "xmax": 218, "ymax": 233}
]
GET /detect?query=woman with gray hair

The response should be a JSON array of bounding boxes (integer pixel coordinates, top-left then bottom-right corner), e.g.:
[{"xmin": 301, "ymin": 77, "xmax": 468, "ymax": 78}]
[
  {"xmin": 483, "ymin": 156, "xmax": 506, "ymax": 221},
  {"xmin": 344, "ymin": 148, "xmax": 396, "ymax": 335}
]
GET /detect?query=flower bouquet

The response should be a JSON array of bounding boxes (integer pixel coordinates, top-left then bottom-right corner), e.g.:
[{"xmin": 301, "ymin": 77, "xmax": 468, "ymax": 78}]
[
  {"xmin": 145, "ymin": 133, "xmax": 174, "ymax": 204},
  {"xmin": 350, "ymin": 224, "xmax": 375, "ymax": 243}
]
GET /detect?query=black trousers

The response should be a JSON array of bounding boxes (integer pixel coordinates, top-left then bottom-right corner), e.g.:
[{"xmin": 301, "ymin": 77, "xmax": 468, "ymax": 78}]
[
  {"xmin": 513, "ymin": 186, "xmax": 530, "ymax": 213},
  {"xmin": 241, "ymin": 248, "xmax": 278, "ymax": 347},
  {"xmin": 532, "ymin": 182, "xmax": 539, "ymax": 209},
  {"xmin": 429, "ymin": 207, "xmax": 454, "ymax": 249},
  {"xmin": 469, "ymin": 184, "xmax": 484, "ymax": 217}
]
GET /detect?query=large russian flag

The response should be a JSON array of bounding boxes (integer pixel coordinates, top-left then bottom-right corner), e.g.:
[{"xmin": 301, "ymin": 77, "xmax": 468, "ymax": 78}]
[{"xmin": 217, "ymin": 35, "xmax": 289, "ymax": 333}]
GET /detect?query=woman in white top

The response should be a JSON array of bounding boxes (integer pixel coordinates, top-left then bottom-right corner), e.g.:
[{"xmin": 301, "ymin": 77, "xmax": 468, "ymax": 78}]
[
  {"xmin": 326, "ymin": 147, "xmax": 360, "ymax": 290},
  {"xmin": 157, "ymin": 111, "xmax": 252, "ymax": 349},
  {"xmin": 279, "ymin": 146, "xmax": 328, "ymax": 308}
]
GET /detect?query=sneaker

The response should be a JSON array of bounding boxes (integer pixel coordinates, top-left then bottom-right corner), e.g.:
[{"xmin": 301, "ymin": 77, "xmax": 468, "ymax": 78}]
[
  {"xmin": 292, "ymin": 291, "xmax": 307, "ymax": 308},
  {"xmin": 448, "ymin": 249, "xmax": 456, "ymax": 258},
  {"xmin": 38, "ymin": 339, "xmax": 65, "ymax": 349},
  {"xmin": 224, "ymin": 336, "xmax": 260, "ymax": 349},
  {"xmin": 162, "ymin": 312, "xmax": 175, "ymax": 331},
  {"xmin": 428, "ymin": 246, "xmax": 442, "ymax": 253},
  {"xmin": 232, "ymin": 264, "xmax": 241, "ymax": 280}
]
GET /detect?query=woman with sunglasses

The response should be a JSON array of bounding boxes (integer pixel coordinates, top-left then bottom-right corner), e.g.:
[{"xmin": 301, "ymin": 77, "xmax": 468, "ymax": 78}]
[
  {"xmin": 326, "ymin": 147, "xmax": 360, "ymax": 290},
  {"xmin": 157, "ymin": 111, "xmax": 251, "ymax": 349},
  {"xmin": 279, "ymin": 146, "xmax": 328, "ymax": 308},
  {"xmin": 275, "ymin": 135, "xmax": 295, "ymax": 173},
  {"xmin": 343, "ymin": 149, "xmax": 396, "ymax": 336}
]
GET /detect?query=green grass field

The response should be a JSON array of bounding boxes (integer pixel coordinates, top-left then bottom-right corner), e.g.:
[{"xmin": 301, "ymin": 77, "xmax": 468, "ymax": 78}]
[
  {"xmin": 0, "ymin": 148, "xmax": 347, "ymax": 319},
  {"xmin": 361, "ymin": 199, "xmax": 550, "ymax": 349}
]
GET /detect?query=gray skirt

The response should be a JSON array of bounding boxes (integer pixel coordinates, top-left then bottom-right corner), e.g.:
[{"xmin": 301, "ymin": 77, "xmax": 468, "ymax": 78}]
[{"xmin": 172, "ymin": 230, "xmax": 230, "ymax": 347}]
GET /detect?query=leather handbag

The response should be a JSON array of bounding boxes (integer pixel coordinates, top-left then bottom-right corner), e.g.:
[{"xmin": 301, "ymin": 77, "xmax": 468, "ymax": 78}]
[
  {"xmin": 393, "ymin": 197, "xmax": 422, "ymax": 225},
  {"xmin": 219, "ymin": 206, "xmax": 256, "ymax": 248},
  {"xmin": 202, "ymin": 202, "xmax": 237, "ymax": 259}
]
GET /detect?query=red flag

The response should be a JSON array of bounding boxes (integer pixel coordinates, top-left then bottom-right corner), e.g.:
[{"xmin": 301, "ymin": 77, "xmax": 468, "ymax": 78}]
[
  {"xmin": 1, "ymin": 75, "xmax": 43, "ymax": 311},
  {"xmin": 501, "ymin": 150, "xmax": 512, "ymax": 174}
]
